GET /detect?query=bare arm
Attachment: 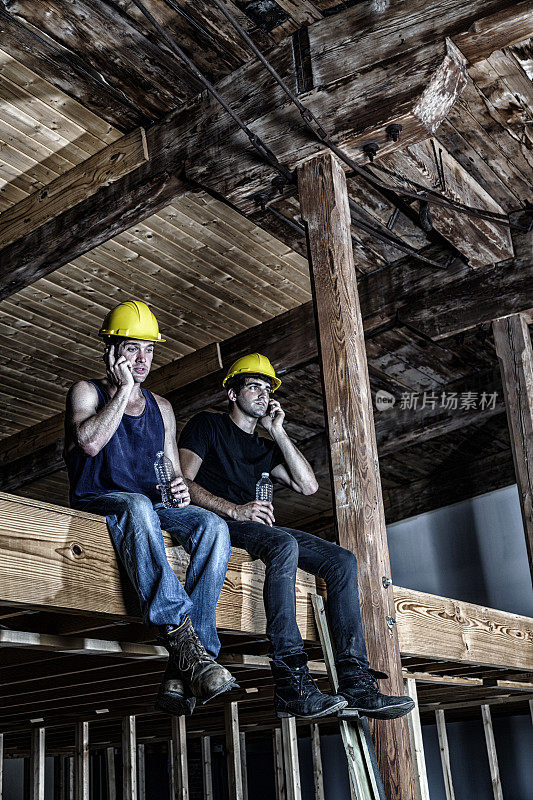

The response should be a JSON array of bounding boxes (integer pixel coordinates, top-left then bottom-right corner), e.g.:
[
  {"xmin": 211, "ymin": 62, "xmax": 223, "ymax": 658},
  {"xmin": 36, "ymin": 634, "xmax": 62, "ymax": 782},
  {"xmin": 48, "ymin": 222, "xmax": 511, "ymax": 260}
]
[
  {"xmin": 180, "ymin": 448, "xmax": 275, "ymax": 525},
  {"xmin": 65, "ymin": 380, "xmax": 132, "ymax": 457},
  {"xmin": 262, "ymin": 400, "xmax": 319, "ymax": 495}
]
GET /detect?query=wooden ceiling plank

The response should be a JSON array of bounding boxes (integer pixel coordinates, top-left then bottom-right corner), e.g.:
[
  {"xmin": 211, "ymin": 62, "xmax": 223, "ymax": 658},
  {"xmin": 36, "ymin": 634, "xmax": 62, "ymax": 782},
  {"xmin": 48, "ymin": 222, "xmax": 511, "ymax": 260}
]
[
  {"xmin": 0, "ymin": 127, "xmax": 148, "ymax": 250},
  {"xmin": 453, "ymin": 1, "xmax": 533, "ymax": 64}
]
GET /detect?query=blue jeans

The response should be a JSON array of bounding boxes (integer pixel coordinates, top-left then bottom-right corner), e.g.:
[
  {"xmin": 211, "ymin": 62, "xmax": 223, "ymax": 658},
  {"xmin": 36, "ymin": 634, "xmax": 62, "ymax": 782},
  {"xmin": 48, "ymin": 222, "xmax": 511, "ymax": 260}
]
[
  {"xmin": 78, "ymin": 492, "xmax": 230, "ymax": 657},
  {"xmin": 227, "ymin": 521, "xmax": 369, "ymax": 665}
]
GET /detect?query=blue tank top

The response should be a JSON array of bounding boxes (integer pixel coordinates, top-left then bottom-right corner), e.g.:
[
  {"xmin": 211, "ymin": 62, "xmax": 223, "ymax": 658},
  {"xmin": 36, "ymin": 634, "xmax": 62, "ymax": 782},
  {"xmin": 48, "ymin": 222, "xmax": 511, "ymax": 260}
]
[{"xmin": 66, "ymin": 381, "xmax": 165, "ymax": 507}]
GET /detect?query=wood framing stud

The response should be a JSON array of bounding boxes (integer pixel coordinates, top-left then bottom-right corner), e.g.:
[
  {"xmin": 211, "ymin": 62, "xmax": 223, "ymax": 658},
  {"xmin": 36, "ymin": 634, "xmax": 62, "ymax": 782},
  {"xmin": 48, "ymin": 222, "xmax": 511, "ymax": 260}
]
[
  {"xmin": 273, "ymin": 728, "xmax": 286, "ymax": 800},
  {"xmin": 138, "ymin": 743, "xmax": 146, "ymax": 800},
  {"xmin": 492, "ymin": 312, "xmax": 533, "ymax": 580},
  {"xmin": 74, "ymin": 722, "xmax": 89, "ymax": 800},
  {"xmin": 201, "ymin": 736, "xmax": 213, "ymax": 800},
  {"xmin": 30, "ymin": 727, "xmax": 45, "ymax": 800},
  {"xmin": 122, "ymin": 716, "xmax": 137, "ymax": 800},
  {"xmin": 239, "ymin": 732, "xmax": 248, "ymax": 800},
  {"xmin": 106, "ymin": 748, "xmax": 116, "ymax": 800},
  {"xmin": 225, "ymin": 702, "xmax": 243, "ymax": 800},
  {"xmin": 280, "ymin": 717, "xmax": 301, "ymax": 800},
  {"xmin": 481, "ymin": 705, "xmax": 504, "ymax": 800},
  {"xmin": 171, "ymin": 716, "xmax": 189, "ymax": 800},
  {"xmin": 404, "ymin": 679, "xmax": 430, "ymax": 800},
  {"xmin": 310, "ymin": 725, "xmax": 325, "ymax": 800},
  {"xmin": 298, "ymin": 150, "xmax": 414, "ymax": 800},
  {"xmin": 435, "ymin": 710, "xmax": 455, "ymax": 800}
]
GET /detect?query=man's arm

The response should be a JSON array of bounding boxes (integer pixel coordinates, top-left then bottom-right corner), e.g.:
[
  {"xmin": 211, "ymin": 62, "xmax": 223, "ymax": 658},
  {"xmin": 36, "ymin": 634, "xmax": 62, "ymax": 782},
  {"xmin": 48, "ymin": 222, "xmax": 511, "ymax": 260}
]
[
  {"xmin": 262, "ymin": 400, "xmax": 319, "ymax": 495},
  {"xmin": 180, "ymin": 448, "xmax": 275, "ymax": 525}
]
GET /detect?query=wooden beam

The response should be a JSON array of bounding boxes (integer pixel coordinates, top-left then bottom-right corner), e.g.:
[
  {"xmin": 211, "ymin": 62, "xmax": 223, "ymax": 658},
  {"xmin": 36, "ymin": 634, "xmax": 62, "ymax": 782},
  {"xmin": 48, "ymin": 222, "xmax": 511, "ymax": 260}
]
[
  {"xmin": 0, "ymin": 128, "xmax": 148, "ymax": 250},
  {"xmin": 453, "ymin": 1, "xmax": 533, "ymax": 63},
  {"xmin": 225, "ymin": 702, "xmax": 243, "ymax": 800},
  {"xmin": 201, "ymin": 737, "xmax": 213, "ymax": 800},
  {"xmin": 310, "ymin": 725, "xmax": 325, "ymax": 800},
  {"xmin": 137, "ymin": 744, "xmax": 145, "ymax": 800},
  {"xmin": 105, "ymin": 747, "xmax": 116, "ymax": 800},
  {"xmin": 239, "ymin": 733, "xmax": 248, "ymax": 800},
  {"xmin": 74, "ymin": 721, "xmax": 89, "ymax": 800},
  {"xmin": 298, "ymin": 150, "xmax": 414, "ymax": 800},
  {"xmin": 30, "ymin": 727, "xmax": 45, "ymax": 800},
  {"xmin": 0, "ymin": 1, "xmax": 521, "ymax": 296},
  {"xmin": 280, "ymin": 717, "xmax": 301, "ymax": 800},
  {"xmin": 481, "ymin": 705, "xmax": 503, "ymax": 800},
  {"xmin": 121, "ymin": 716, "xmax": 137, "ymax": 800},
  {"xmin": 435, "ymin": 710, "xmax": 455, "ymax": 800},
  {"xmin": 404, "ymin": 679, "xmax": 430, "ymax": 800},
  {"xmin": 272, "ymin": 728, "xmax": 286, "ymax": 800},
  {"xmin": 171, "ymin": 716, "xmax": 189, "ymax": 800},
  {"xmin": 492, "ymin": 312, "xmax": 533, "ymax": 580}
]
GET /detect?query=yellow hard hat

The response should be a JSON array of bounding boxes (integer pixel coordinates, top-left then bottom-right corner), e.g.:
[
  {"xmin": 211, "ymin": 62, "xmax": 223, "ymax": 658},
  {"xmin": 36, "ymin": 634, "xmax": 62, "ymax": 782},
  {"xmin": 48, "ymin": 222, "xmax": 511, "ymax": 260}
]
[
  {"xmin": 98, "ymin": 300, "xmax": 165, "ymax": 342},
  {"xmin": 222, "ymin": 353, "xmax": 281, "ymax": 391}
]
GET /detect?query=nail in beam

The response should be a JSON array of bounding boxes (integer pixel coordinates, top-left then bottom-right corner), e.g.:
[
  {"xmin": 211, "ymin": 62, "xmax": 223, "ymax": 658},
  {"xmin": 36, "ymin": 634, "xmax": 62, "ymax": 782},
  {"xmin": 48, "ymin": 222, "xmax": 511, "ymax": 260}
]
[
  {"xmin": 74, "ymin": 722, "xmax": 89, "ymax": 800},
  {"xmin": 481, "ymin": 705, "xmax": 504, "ymax": 800},
  {"xmin": 492, "ymin": 312, "xmax": 533, "ymax": 581},
  {"xmin": 171, "ymin": 716, "xmax": 189, "ymax": 800},
  {"xmin": 225, "ymin": 702, "xmax": 243, "ymax": 800},
  {"xmin": 404, "ymin": 678, "xmax": 430, "ymax": 800},
  {"xmin": 298, "ymin": 150, "xmax": 415, "ymax": 800},
  {"xmin": 30, "ymin": 727, "xmax": 45, "ymax": 800},
  {"xmin": 272, "ymin": 728, "xmax": 286, "ymax": 800},
  {"xmin": 435, "ymin": 710, "xmax": 455, "ymax": 800},
  {"xmin": 122, "ymin": 716, "xmax": 137, "ymax": 800},
  {"xmin": 201, "ymin": 736, "xmax": 213, "ymax": 800}
]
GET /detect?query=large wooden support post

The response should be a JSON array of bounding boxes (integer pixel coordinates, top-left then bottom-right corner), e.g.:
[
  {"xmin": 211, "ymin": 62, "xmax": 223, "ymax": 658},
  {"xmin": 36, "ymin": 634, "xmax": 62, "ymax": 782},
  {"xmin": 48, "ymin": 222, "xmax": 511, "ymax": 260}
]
[
  {"xmin": 404, "ymin": 679, "xmax": 430, "ymax": 800},
  {"xmin": 171, "ymin": 716, "xmax": 189, "ymax": 800},
  {"xmin": 298, "ymin": 152, "xmax": 414, "ymax": 800},
  {"xmin": 481, "ymin": 705, "xmax": 504, "ymax": 800},
  {"xmin": 74, "ymin": 722, "xmax": 89, "ymax": 800},
  {"xmin": 122, "ymin": 716, "xmax": 137, "ymax": 800},
  {"xmin": 30, "ymin": 727, "xmax": 45, "ymax": 800},
  {"xmin": 225, "ymin": 702, "xmax": 243, "ymax": 800},
  {"xmin": 492, "ymin": 312, "xmax": 533, "ymax": 581}
]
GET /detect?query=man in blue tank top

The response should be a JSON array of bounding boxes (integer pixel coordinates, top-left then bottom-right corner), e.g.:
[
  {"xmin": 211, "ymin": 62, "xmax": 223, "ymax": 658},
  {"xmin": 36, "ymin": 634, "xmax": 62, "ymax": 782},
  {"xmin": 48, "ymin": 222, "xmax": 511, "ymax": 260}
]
[
  {"xmin": 65, "ymin": 300, "xmax": 237, "ymax": 717},
  {"xmin": 179, "ymin": 354, "xmax": 414, "ymax": 721}
]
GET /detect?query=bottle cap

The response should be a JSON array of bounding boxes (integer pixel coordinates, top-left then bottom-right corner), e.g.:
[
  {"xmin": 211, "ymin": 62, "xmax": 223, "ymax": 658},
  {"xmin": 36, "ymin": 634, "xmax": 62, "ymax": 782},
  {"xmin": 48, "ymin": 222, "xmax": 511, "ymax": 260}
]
[{"xmin": 261, "ymin": 472, "xmax": 269, "ymax": 478}]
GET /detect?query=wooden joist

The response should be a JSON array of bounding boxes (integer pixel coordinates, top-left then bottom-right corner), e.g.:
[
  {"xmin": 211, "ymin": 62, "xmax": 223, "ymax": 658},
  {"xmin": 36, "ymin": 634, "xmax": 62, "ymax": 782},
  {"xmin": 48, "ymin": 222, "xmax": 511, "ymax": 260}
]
[
  {"xmin": 0, "ymin": 1, "xmax": 524, "ymax": 298},
  {"xmin": 0, "ymin": 128, "xmax": 148, "ymax": 250},
  {"xmin": 0, "ymin": 494, "xmax": 531, "ymax": 671}
]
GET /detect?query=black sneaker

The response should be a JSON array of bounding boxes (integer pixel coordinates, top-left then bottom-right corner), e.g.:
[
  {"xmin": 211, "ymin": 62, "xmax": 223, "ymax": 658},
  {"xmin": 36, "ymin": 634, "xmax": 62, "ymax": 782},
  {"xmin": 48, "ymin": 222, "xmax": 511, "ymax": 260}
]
[
  {"xmin": 337, "ymin": 661, "xmax": 414, "ymax": 720},
  {"xmin": 271, "ymin": 653, "xmax": 347, "ymax": 719}
]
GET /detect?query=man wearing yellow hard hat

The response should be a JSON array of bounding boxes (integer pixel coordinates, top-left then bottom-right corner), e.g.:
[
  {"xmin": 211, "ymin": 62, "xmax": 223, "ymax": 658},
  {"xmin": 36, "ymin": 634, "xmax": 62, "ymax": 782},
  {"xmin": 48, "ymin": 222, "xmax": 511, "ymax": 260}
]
[
  {"xmin": 64, "ymin": 300, "xmax": 237, "ymax": 716},
  {"xmin": 179, "ymin": 354, "xmax": 414, "ymax": 721}
]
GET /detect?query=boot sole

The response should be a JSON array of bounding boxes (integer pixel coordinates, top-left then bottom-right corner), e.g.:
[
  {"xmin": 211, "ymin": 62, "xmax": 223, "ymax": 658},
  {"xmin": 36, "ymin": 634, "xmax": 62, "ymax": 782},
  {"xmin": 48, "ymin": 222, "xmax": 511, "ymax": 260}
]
[
  {"xmin": 200, "ymin": 680, "xmax": 240, "ymax": 705},
  {"xmin": 155, "ymin": 694, "xmax": 196, "ymax": 717},
  {"xmin": 277, "ymin": 699, "xmax": 348, "ymax": 720},
  {"xmin": 340, "ymin": 699, "xmax": 415, "ymax": 720}
]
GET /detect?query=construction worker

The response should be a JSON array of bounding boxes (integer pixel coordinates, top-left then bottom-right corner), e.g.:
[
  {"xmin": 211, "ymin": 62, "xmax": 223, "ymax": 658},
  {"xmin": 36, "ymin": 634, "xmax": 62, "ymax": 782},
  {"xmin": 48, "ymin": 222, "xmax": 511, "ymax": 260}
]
[
  {"xmin": 64, "ymin": 300, "xmax": 236, "ymax": 717},
  {"xmin": 179, "ymin": 353, "xmax": 414, "ymax": 720}
]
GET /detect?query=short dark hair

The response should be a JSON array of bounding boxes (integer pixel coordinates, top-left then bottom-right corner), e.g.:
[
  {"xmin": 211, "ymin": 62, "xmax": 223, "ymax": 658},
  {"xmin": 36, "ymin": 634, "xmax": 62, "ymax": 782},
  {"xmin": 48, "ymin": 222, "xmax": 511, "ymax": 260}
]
[{"xmin": 226, "ymin": 372, "xmax": 273, "ymax": 408}]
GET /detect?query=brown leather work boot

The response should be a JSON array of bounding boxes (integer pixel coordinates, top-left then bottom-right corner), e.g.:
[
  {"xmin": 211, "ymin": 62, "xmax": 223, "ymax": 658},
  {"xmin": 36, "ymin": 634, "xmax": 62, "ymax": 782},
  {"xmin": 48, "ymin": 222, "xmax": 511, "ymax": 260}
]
[{"xmin": 159, "ymin": 617, "xmax": 238, "ymax": 704}]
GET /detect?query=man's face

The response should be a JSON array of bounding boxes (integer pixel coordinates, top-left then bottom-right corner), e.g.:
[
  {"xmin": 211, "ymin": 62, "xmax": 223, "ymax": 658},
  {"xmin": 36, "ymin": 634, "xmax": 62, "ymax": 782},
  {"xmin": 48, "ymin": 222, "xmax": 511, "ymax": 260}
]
[
  {"xmin": 230, "ymin": 376, "xmax": 272, "ymax": 418},
  {"xmin": 116, "ymin": 339, "xmax": 154, "ymax": 382}
]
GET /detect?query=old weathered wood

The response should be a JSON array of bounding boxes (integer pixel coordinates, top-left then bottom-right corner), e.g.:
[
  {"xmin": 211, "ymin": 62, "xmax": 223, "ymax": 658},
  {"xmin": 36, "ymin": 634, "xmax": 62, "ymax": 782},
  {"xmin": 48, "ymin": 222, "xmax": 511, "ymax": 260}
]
[
  {"xmin": 137, "ymin": 743, "xmax": 145, "ymax": 800},
  {"xmin": 0, "ymin": 1, "xmax": 520, "ymax": 297},
  {"xmin": 492, "ymin": 313, "xmax": 533, "ymax": 580},
  {"xmin": 239, "ymin": 733, "xmax": 248, "ymax": 800},
  {"xmin": 298, "ymin": 150, "xmax": 414, "ymax": 800},
  {"xmin": 171, "ymin": 716, "xmax": 189, "ymax": 800},
  {"xmin": 280, "ymin": 717, "xmax": 301, "ymax": 800},
  {"xmin": 74, "ymin": 721, "xmax": 89, "ymax": 800},
  {"xmin": 122, "ymin": 716, "xmax": 137, "ymax": 800},
  {"xmin": 481, "ymin": 705, "xmax": 504, "ymax": 800},
  {"xmin": 404, "ymin": 679, "xmax": 430, "ymax": 800},
  {"xmin": 310, "ymin": 725, "xmax": 325, "ymax": 800},
  {"xmin": 273, "ymin": 728, "xmax": 286, "ymax": 800},
  {"xmin": 201, "ymin": 737, "xmax": 213, "ymax": 800},
  {"xmin": 453, "ymin": 2, "xmax": 533, "ymax": 63},
  {"xmin": 30, "ymin": 726, "xmax": 45, "ymax": 800},
  {"xmin": 105, "ymin": 748, "xmax": 116, "ymax": 800},
  {"xmin": 225, "ymin": 702, "xmax": 243, "ymax": 800},
  {"xmin": 435, "ymin": 710, "xmax": 455, "ymax": 800},
  {"xmin": 0, "ymin": 128, "xmax": 148, "ymax": 250}
]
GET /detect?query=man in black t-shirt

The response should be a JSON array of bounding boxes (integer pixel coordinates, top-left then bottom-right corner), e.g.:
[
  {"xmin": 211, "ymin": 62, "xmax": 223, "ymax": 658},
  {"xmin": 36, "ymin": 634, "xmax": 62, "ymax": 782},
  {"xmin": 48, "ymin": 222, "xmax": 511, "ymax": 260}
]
[{"xmin": 179, "ymin": 353, "xmax": 414, "ymax": 721}]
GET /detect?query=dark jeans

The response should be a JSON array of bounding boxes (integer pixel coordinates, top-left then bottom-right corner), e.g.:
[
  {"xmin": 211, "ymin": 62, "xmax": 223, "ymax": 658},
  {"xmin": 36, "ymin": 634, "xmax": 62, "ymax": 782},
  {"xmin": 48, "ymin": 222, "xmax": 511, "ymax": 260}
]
[{"xmin": 227, "ymin": 521, "xmax": 369, "ymax": 665}]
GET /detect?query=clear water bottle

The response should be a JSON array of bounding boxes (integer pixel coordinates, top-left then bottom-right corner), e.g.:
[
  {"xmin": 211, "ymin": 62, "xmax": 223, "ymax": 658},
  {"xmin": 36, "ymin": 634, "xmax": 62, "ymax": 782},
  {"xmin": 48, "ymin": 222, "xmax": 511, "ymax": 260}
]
[
  {"xmin": 256, "ymin": 472, "xmax": 273, "ymax": 502},
  {"xmin": 154, "ymin": 451, "xmax": 182, "ymax": 508}
]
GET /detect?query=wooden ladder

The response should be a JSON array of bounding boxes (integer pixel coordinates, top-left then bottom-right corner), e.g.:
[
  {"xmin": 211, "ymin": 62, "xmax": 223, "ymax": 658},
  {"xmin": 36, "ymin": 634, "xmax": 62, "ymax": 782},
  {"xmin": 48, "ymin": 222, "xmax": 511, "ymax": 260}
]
[{"xmin": 311, "ymin": 595, "xmax": 387, "ymax": 800}]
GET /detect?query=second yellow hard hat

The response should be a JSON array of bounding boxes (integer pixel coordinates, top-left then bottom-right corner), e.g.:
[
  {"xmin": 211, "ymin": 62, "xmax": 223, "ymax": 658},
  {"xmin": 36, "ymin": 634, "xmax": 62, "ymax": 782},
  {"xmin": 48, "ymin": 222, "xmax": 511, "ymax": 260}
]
[
  {"xmin": 99, "ymin": 300, "xmax": 165, "ymax": 342},
  {"xmin": 222, "ymin": 353, "xmax": 281, "ymax": 391}
]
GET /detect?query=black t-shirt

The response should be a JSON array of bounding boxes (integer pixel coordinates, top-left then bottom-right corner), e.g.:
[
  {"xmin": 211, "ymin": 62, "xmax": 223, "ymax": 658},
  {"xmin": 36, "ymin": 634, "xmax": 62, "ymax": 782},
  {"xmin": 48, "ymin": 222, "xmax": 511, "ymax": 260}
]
[{"xmin": 178, "ymin": 412, "xmax": 284, "ymax": 505}]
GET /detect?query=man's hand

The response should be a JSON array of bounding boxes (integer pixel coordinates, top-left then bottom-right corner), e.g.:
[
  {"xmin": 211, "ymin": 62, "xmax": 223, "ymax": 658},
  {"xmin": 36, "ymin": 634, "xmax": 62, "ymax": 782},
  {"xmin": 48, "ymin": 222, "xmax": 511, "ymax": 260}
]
[
  {"xmin": 105, "ymin": 347, "xmax": 134, "ymax": 393},
  {"xmin": 232, "ymin": 500, "xmax": 275, "ymax": 525},
  {"xmin": 259, "ymin": 399, "xmax": 285, "ymax": 435},
  {"xmin": 157, "ymin": 476, "xmax": 191, "ymax": 507}
]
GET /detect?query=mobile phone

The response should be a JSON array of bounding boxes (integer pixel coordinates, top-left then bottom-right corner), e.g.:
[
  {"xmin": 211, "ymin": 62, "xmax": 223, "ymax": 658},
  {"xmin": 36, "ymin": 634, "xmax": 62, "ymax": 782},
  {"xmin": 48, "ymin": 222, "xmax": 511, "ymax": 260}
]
[{"xmin": 269, "ymin": 401, "xmax": 276, "ymax": 419}]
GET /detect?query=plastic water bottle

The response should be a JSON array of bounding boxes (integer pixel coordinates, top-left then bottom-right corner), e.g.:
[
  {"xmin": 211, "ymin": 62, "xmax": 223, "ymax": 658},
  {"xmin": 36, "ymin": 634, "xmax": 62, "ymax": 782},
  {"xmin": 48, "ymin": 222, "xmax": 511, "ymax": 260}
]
[
  {"xmin": 256, "ymin": 472, "xmax": 273, "ymax": 502},
  {"xmin": 154, "ymin": 451, "xmax": 181, "ymax": 508}
]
